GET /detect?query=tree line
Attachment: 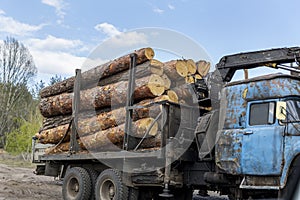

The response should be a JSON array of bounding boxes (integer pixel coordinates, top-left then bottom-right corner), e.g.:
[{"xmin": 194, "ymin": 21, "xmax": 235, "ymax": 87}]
[{"xmin": 0, "ymin": 37, "xmax": 64, "ymax": 156}]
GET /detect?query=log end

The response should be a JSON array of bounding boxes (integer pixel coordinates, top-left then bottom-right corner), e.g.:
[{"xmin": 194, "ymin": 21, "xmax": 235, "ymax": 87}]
[
  {"xmin": 167, "ymin": 90, "xmax": 179, "ymax": 103},
  {"xmin": 186, "ymin": 59, "xmax": 197, "ymax": 74},
  {"xmin": 176, "ymin": 60, "xmax": 188, "ymax": 77},
  {"xmin": 144, "ymin": 47, "xmax": 155, "ymax": 60}
]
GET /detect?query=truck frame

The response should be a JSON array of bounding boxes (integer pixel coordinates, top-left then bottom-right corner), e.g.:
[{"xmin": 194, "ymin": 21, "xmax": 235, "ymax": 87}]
[{"xmin": 33, "ymin": 47, "xmax": 300, "ymax": 200}]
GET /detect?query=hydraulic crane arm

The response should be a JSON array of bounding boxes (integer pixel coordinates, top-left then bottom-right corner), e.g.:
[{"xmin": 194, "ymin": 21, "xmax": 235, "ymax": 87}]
[{"xmin": 216, "ymin": 47, "xmax": 300, "ymax": 82}]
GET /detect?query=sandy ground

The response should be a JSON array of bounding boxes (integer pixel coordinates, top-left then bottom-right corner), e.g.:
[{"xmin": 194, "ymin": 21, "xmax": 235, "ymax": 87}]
[
  {"xmin": 0, "ymin": 150, "xmax": 62, "ymax": 200},
  {"xmin": 0, "ymin": 149, "xmax": 228, "ymax": 200}
]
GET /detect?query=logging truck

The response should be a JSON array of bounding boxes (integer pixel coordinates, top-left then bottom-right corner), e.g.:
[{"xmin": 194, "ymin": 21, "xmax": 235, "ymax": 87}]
[{"xmin": 32, "ymin": 47, "xmax": 300, "ymax": 200}]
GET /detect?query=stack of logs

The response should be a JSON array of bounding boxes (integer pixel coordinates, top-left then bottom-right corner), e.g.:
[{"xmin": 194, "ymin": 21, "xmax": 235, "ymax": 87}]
[{"xmin": 35, "ymin": 47, "xmax": 211, "ymax": 154}]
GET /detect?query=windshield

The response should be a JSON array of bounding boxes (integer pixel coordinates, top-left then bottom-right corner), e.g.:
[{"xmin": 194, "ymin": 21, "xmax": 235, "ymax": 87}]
[{"xmin": 286, "ymin": 100, "xmax": 300, "ymax": 123}]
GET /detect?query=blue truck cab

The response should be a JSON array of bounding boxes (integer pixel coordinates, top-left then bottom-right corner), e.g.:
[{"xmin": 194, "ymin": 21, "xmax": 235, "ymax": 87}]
[{"xmin": 210, "ymin": 47, "xmax": 300, "ymax": 199}]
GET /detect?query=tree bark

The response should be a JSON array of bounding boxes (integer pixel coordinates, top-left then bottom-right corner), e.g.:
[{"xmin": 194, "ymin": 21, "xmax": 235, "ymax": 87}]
[
  {"xmin": 41, "ymin": 117, "xmax": 158, "ymax": 148},
  {"xmin": 39, "ymin": 74, "xmax": 166, "ymax": 117},
  {"xmin": 45, "ymin": 133, "xmax": 161, "ymax": 154},
  {"xmin": 40, "ymin": 47, "xmax": 155, "ymax": 98},
  {"xmin": 163, "ymin": 60, "xmax": 188, "ymax": 80},
  {"xmin": 37, "ymin": 96, "xmax": 171, "ymax": 143},
  {"xmin": 96, "ymin": 59, "xmax": 164, "ymax": 87}
]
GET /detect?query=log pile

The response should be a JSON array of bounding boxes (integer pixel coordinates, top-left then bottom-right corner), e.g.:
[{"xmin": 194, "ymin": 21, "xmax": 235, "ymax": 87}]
[{"xmin": 36, "ymin": 47, "xmax": 211, "ymax": 154}]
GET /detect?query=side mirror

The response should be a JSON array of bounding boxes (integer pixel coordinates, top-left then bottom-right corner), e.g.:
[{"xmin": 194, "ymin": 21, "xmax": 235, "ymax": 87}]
[{"xmin": 276, "ymin": 101, "xmax": 287, "ymax": 121}]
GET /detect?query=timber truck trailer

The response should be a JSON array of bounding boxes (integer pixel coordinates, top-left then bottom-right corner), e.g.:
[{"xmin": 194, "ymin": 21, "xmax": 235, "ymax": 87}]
[{"xmin": 32, "ymin": 47, "xmax": 300, "ymax": 200}]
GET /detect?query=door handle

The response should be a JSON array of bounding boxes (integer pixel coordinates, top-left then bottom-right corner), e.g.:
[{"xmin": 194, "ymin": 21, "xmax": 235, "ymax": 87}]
[{"xmin": 243, "ymin": 130, "xmax": 253, "ymax": 135}]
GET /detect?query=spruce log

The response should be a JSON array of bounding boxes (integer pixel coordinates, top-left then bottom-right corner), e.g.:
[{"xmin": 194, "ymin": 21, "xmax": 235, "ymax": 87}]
[
  {"xmin": 196, "ymin": 60, "xmax": 211, "ymax": 77},
  {"xmin": 39, "ymin": 74, "xmax": 166, "ymax": 117},
  {"xmin": 40, "ymin": 47, "xmax": 155, "ymax": 98}
]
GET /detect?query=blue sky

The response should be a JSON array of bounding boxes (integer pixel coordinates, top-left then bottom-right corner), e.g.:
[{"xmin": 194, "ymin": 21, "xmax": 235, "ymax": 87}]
[{"xmin": 0, "ymin": 0, "xmax": 300, "ymax": 82}]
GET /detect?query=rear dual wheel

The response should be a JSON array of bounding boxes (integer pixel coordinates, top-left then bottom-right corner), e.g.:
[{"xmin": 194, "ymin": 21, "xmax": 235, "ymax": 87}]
[
  {"xmin": 62, "ymin": 167, "xmax": 92, "ymax": 200},
  {"xmin": 95, "ymin": 169, "xmax": 128, "ymax": 200}
]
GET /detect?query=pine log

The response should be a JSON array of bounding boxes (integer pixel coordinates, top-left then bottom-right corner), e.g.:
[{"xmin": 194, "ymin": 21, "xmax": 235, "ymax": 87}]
[
  {"xmin": 38, "ymin": 117, "xmax": 158, "ymax": 145},
  {"xmin": 196, "ymin": 60, "xmax": 211, "ymax": 77},
  {"xmin": 185, "ymin": 75, "xmax": 195, "ymax": 84},
  {"xmin": 170, "ymin": 84, "xmax": 196, "ymax": 105},
  {"xmin": 166, "ymin": 90, "xmax": 179, "ymax": 103},
  {"xmin": 163, "ymin": 60, "xmax": 188, "ymax": 80},
  {"xmin": 45, "ymin": 133, "xmax": 161, "ymax": 154},
  {"xmin": 161, "ymin": 74, "xmax": 171, "ymax": 90},
  {"xmin": 186, "ymin": 59, "xmax": 197, "ymax": 75},
  {"xmin": 39, "ymin": 74, "xmax": 166, "ymax": 117},
  {"xmin": 96, "ymin": 59, "xmax": 164, "ymax": 87},
  {"xmin": 40, "ymin": 47, "xmax": 155, "ymax": 98},
  {"xmin": 37, "ymin": 96, "xmax": 171, "ymax": 144}
]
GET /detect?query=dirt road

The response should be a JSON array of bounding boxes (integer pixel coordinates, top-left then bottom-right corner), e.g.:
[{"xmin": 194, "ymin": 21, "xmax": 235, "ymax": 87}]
[
  {"xmin": 0, "ymin": 150, "xmax": 227, "ymax": 200},
  {"xmin": 0, "ymin": 163, "xmax": 62, "ymax": 200}
]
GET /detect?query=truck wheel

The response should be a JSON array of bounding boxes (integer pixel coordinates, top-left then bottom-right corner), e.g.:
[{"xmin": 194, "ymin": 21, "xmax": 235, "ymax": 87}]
[
  {"xmin": 85, "ymin": 168, "xmax": 99, "ymax": 200},
  {"xmin": 128, "ymin": 187, "xmax": 139, "ymax": 200},
  {"xmin": 62, "ymin": 167, "xmax": 92, "ymax": 200},
  {"xmin": 95, "ymin": 169, "xmax": 128, "ymax": 200}
]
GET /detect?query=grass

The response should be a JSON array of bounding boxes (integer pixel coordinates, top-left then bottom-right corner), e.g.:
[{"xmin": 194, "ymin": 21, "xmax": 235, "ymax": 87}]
[{"xmin": 0, "ymin": 149, "xmax": 35, "ymax": 168}]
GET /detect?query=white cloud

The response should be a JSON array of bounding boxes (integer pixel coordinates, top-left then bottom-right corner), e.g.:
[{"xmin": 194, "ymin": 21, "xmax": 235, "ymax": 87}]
[
  {"xmin": 26, "ymin": 35, "xmax": 83, "ymax": 52},
  {"xmin": 153, "ymin": 8, "xmax": 164, "ymax": 14},
  {"xmin": 24, "ymin": 35, "xmax": 90, "ymax": 76},
  {"xmin": 94, "ymin": 23, "xmax": 148, "ymax": 47},
  {"xmin": 0, "ymin": 11, "xmax": 44, "ymax": 36},
  {"xmin": 94, "ymin": 23, "xmax": 121, "ymax": 37},
  {"xmin": 31, "ymin": 50, "xmax": 85, "ymax": 75},
  {"xmin": 109, "ymin": 32, "xmax": 148, "ymax": 47},
  {"xmin": 168, "ymin": 4, "xmax": 175, "ymax": 10},
  {"xmin": 41, "ymin": 0, "xmax": 67, "ymax": 20}
]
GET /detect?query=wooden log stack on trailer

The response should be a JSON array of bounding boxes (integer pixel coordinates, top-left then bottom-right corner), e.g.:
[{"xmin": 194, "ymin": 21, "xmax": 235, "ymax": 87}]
[{"xmin": 35, "ymin": 47, "xmax": 211, "ymax": 154}]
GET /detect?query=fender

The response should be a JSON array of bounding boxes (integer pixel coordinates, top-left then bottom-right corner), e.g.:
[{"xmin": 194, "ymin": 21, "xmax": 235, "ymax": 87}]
[{"xmin": 280, "ymin": 139, "xmax": 300, "ymax": 188}]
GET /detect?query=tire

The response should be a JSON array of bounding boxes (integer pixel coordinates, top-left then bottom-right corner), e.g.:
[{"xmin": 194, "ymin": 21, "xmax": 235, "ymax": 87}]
[
  {"xmin": 85, "ymin": 167, "xmax": 99, "ymax": 200},
  {"xmin": 279, "ymin": 160, "xmax": 300, "ymax": 200},
  {"xmin": 95, "ymin": 169, "xmax": 128, "ymax": 200},
  {"xmin": 62, "ymin": 167, "xmax": 92, "ymax": 200},
  {"xmin": 128, "ymin": 187, "xmax": 139, "ymax": 200}
]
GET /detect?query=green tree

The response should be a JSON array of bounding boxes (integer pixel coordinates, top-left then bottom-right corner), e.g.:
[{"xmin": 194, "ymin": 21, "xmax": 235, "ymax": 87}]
[
  {"xmin": 49, "ymin": 74, "xmax": 64, "ymax": 85},
  {"xmin": 0, "ymin": 37, "xmax": 37, "ymax": 147}
]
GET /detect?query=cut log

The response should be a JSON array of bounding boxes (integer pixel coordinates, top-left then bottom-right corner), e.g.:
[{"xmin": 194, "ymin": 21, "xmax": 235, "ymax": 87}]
[
  {"xmin": 80, "ymin": 117, "xmax": 158, "ymax": 150},
  {"xmin": 166, "ymin": 90, "xmax": 179, "ymax": 103},
  {"xmin": 45, "ymin": 133, "xmax": 162, "ymax": 154},
  {"xmin": 172, "ymin": 84, "xmax": 196, "ymax": 105},
  {"xmin": 96, "ymin": 59, "xmax": 164, "ymax": 87},
  {"xmin": 186, "ymin": 59, "xmax": 197, "ymax": 75},
  {"xmin": 42, "ymin": 115, "xmax": 72, "ymax": 130},
  {"xmin": 38, "ymin": 96, "xmax": 170, "ymax": 143},
  {"xmin": 36, "ymin": 124, "xmax": 70, "ymax": 144},
  {"xmin": 38, "ymin": 117, "xmax": 158, "ymax": 145},
  {"xmin": 40, "ymin": 47, "xmax": 155, "ymax": 98},
  {"xmin": 185, "ymin": 75, "xmax": 195, "ymax": 84},
  {"xmin": 195, "ymin": 74, "xmax": 202, "ymax": 80},
  {"xmin": 196, "ymin": 60, "xmax": 211, "ymax": 77},
  {"xmin": 39, "ymin": 74, "xmax": 166, "ymax": 117},
  {"xmin": 163, "ymin": 60, "xmax": 188, "ymax": 80},
  {"xmin": 161, "ymin": 74, "xmax": 171, "ymax": 90}
]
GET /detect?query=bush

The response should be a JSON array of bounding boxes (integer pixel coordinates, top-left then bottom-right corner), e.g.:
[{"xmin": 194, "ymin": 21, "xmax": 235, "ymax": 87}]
[{"xmin": 5, "ymin": 118, "xmax": 41, "ymax": 156}]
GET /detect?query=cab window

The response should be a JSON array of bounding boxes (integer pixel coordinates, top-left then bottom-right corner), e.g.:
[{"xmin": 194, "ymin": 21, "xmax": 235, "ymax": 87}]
[{"xmin": 249, "ymin": 102, "xmax": 275, "ymax": 126}]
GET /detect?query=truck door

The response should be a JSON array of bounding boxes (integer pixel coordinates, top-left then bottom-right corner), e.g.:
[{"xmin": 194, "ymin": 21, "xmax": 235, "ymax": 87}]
[{"xmin": 241, "ymin": 100, "xmax": 284, "ymax": 175}]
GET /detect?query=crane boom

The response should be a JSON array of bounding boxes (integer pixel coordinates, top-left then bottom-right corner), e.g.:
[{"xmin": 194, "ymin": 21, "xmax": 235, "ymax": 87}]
[{"xmin": 216, "ymin": 47, "xmax": 300, "ymax": 82}]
